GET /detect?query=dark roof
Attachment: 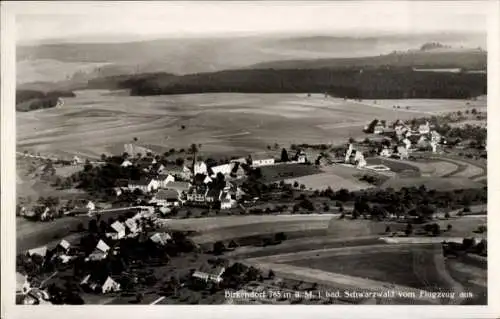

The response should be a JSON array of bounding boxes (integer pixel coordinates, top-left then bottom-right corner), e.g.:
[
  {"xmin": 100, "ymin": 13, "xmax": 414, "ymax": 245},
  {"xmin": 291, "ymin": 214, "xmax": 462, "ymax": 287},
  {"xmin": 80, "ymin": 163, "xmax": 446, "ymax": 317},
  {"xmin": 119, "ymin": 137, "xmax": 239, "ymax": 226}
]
[
  {"xmin": 163, "ymin": 164, "xmax": 185, "ymax": 173},
  {"xmin": 155, "ymin": 189, "xmax": 179, "ymax": 200},
  {"xmin": 194, "ymin": 174, "xmax": 208, "ymax": 185},
  {"xmin": 195, "ymin": 263, "xmax": 225, "ymax": 276}
]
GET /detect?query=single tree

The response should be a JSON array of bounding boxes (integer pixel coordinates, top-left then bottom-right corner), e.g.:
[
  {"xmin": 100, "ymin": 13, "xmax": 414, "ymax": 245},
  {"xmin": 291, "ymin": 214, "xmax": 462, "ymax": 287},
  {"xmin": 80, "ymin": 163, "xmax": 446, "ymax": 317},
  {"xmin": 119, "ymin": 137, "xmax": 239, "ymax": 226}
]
[{"xmin": 280, "ymin": 148, "xmax": 289, "ymax": 162}]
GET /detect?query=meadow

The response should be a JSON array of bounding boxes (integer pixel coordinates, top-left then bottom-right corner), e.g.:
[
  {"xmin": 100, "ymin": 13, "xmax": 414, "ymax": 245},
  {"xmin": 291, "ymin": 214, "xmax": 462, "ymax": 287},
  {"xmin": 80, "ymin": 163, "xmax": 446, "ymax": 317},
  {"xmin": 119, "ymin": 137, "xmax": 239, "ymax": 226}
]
[{"xmin": 16, "ymin": 90, "xmax": 431, "ymax": 160}]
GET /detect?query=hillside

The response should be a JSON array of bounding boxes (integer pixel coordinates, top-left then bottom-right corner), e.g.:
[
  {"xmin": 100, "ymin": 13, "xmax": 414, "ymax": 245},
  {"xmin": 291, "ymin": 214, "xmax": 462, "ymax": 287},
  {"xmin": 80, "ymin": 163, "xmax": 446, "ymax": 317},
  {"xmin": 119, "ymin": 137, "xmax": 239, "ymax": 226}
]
[
  {"xmin": 249, "ymin": 50, "xmax": 487, "ymax": 71},
  {"xmin": 107, "ymin": 67, "xmax": 486, "ymax": 99}
]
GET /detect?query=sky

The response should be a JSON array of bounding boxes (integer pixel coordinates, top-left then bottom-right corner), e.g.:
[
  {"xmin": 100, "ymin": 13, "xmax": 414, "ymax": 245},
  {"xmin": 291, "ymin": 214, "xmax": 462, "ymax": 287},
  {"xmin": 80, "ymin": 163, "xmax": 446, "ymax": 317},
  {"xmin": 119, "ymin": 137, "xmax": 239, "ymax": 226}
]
[{"xmin": 13, "ymin": 1, "xmax": 489, "ymax": 44}]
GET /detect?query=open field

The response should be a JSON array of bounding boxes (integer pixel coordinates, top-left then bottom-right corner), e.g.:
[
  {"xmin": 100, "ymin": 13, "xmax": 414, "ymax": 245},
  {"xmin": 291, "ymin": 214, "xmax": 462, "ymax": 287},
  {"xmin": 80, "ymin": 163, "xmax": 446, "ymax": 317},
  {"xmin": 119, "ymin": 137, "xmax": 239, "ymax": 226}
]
[
  {"xmin": 281, "ymin": 246, "xmax": 451, "ymax": 291},
  {"xmin": 380, "ymin": 176, "xmax": 483, "ymax": 191},
  {"xmin": 244, "ymin": 261, "xmax": 437, "ymax": 305},
  {"xmin": 259, "ymin": 164, "xmax": 320, "ymax": 183},
  {"xmin": 285, "ymin": 172, "xmax": 373, "ymax": 192},
  {"xmin": 190, "ymin": 220, "xmax": 332, "ymax": 244},
  {"xmin": 226, "ymin": 236, "xmax": 384, "ymax": 259},
  {"xmin": 158, "ymin": 214, "xmax": 337, "ymax": 232},
  {"xmin": 17, "ymin": 90, "xmax": 432, "ymax": 160},
  {"xmin": 409, "ymin": 159, "xmax": 460, "ymax": 177},
  {"xmin": 445, "ymin": 258, "xmax": 487, "ymax": 304},
  {"xmin": 352, "ymin": 97, "xmax": 486, "ymax": 114}
]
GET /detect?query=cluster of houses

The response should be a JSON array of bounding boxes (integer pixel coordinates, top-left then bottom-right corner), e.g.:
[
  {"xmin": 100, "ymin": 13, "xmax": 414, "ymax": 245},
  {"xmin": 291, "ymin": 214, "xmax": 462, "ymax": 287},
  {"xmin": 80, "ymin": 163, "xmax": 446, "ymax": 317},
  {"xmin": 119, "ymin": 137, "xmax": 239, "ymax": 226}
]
[
  {"xmin": 366, "ymin": 119, "xmax": 443, "ymax": 159},
  {"xmin": 119, "ymin": 156, "xmax": 249, "ymax": 211},
  {"xmin": 18, "ymin": 199, "xmax": 97, "ymax": 222}
]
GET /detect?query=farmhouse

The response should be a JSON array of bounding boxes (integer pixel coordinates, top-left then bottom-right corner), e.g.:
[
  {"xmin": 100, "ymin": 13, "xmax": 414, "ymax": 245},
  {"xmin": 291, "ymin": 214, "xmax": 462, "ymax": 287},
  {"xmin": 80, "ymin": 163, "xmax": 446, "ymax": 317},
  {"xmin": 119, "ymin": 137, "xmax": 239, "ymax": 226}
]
[
  {"xmin": 124, "ymin": 218, "xmax": 140, "ymax": 235},
  {"xmin": 192, "ymin": 264, "xmax": 226, "ymax": 283},
  {"xmin": 210, "ymin": 163, "xmax": 234, "ymax": 177},
  {"xmin": 56, "ymin": 239, "xmax": 71, "ymax": 254},
  {"xmin": 396, "ymin": 145, "xmax": 409, "ymax": 160},
  {"xmin": 230, "ymin": 162, "xmax": 246, "ymax": 178},
  {"xmin": 81, "ymin": 274, "xmax": 121, "ymax": 294},
  {"xmin": 120, "ymin": 159, "xmax": 133, "ymax": 168},
  {"xmin": 86, "ymin": 240, "xmax": 111, "ymax": 261},
  {"xmin": 419, "ymin": 121, "xmax": 431, "ymax": 135},
  {"xmin": 373, "ymin": 124, "xmax": 385, "ymax": 134},
  {"xmin": 187, "ymin": 185, "xmax": 209, "ymax": 202},
  {"xmin": 380, "ymin": 147, "xmax": 392, "ymax": 157},
  {"xmin": 157, "ymin": 173, "xmax": 175, "ymax": 188},
  {"xmin": 16, "ymin": 272, "xmax": 31, "ymax": 294},
  {"xmin": 70, "ymin": 200, "xmax": 96, "ymax": 215},
  {"xmin": 128, "ymin": 177, "xmax": 159, "ymax": 193},
  {"xmin": 107, "ymin": 221, "xmax": 126, "ymax": 240},
  {"xmin": 27, "ymin": 246, "xmax": 48, "ymax": 258},
  {"xmin": 150, "ymin": 189, "xmax": 181, "ymax": 207},
  {"xmin": 150, "ymin": 232, "xmax": 172, "ymax": 246},
  {"xmin": 193, "ymin": 161, "xmax": 208, "ymax": 175},
  {"xmin": 220, "ymin": 191, "xmax": 236, "ymax": 210},
  {"xmin": 251, "ymin": 154, "xmax": 275, "ymax": 167}
]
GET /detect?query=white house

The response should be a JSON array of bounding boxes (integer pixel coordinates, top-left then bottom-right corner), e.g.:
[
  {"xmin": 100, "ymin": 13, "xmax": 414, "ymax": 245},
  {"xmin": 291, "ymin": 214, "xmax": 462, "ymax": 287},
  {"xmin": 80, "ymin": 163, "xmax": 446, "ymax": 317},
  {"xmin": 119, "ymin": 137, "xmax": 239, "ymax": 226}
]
[
  {"xmin": 210, "ymin": 163, "xmax": 234, "ymax": 177},
  {"xmin": 193, "ymin": 161, "xmax": 208, "ymax": 175},
  {"xmin": 397, "ymin": 146, "xmax": 409, "ymax": 160},
  {"xmin": 107, "ymin": 221, "xmax": 126, "ymax": 240},
  {"xmin": 128, "ymin": 177, "xmax": 159, "ymax": 193},
  {"xmin": 418, "ymin": 122, "xmax": 430, "ymax": 135},
  {"xmin": 27, "ymin": 246, "xmax": 48, "ymax": 258},
  {"xmin": 251, "ymin": 154, "xmax": 275, "ymax": 167},
  {"xmin": 58, "ymin": 239, "xmax": 71, "ymax": 253},
  {"xmin": 402, "ymin": 138, "xmax": 412, "ymax": 150},
  {"xmin": 149, "ymin": 232, "xmax": 172, "ymax": 246},
  {"xmin": 373, "ymin": 124, "xmax": 385, "ymax": 135},
  {"xmin": 380, "ymin": 147, "xmax": 392, "ymax": 157},
  {"xmin": 157, "ymin": 174, "xmax": 175, "ymax": 188},
  {"xmin": 192, "ymin": 264, "xmax": 226, "ymax": 283},
  {"xmin": 81, "ymin": 275, "xmax": 120, "ymax": 294},
  {"xmin": 124, "ymin": 218, "xmax": 140, "ymax": 235},
  {"xmin": 120, "ymin": 159, "xmax": 133, "ymax": 168},
  {"xmin": 295, "ymin": 150, "xmax": 307, "ymax": 163},
  {"xmin": 219, "ymin": 192, "xmax": 236, "ymax": 210},
  {"xmin": 149, "ymin": 189, "xmax": 181, "ymax": 207},
  {"xmin": 86, "ymin": 240, "xmax": 110, "ymax": 261}
]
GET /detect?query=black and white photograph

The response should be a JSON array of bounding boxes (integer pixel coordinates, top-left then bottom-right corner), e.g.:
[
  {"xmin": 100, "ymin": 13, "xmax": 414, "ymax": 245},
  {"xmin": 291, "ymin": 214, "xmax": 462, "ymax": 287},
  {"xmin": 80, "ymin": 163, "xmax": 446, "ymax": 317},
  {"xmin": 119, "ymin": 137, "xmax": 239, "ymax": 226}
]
[{"xmin": 1, "ymin": 0, "xmax": 499, "ymax": 316}]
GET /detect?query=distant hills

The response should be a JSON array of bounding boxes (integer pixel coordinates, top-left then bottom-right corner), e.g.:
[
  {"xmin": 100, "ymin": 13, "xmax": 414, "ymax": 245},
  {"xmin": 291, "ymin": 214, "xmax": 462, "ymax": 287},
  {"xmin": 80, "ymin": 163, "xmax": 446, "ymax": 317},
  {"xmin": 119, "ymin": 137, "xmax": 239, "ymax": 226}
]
[{"xmin": 15, "ymin": 33, "xmax": 487, "ymax": 110}]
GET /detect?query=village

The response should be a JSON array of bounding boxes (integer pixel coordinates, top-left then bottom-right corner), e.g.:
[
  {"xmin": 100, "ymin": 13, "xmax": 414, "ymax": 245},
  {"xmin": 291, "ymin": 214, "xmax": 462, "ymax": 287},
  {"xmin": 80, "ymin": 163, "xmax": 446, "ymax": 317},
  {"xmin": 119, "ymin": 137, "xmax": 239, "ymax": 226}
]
[{"xmin": 14, "ymin": 105, "xmax": 488, "ymax": 305}]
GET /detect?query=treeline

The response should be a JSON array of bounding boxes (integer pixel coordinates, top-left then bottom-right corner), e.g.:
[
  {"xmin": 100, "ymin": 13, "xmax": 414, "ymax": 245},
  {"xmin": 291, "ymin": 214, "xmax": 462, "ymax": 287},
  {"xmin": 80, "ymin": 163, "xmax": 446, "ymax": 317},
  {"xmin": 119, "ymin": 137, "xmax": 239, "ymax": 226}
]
[
  {"xmin": 110, "ymin": 67, "xmax": 486, "ymax": 99},
  {"xmin": 16, "ymin": 89, "xmax": 75, "ymax": 112}
]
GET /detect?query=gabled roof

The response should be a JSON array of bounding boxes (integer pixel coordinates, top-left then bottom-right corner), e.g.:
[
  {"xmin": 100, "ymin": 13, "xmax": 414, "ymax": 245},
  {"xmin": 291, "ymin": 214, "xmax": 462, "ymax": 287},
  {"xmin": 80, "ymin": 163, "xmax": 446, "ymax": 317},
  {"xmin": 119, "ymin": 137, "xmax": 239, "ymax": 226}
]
[
  {"xmin": 155, "ymin": 189, "xmax": 180, "ymax": 201},
  {"xmin": 28, "ymin": 246, "xmax": 48, "ymax": 257},
  {"xmin": 124, "ymin": 218, "xmax": 139, "ymax": 232},
  {"xmin": 59, "ymin": 239, "xmax": 71, "ymax": 250},
  {"xmin": 129, "ymin": 177, "xmax": 155, "ymax": 186},
  {"xmin": 194, "ymin": 263, "xmax": 226, "ymax": 277},
  {"xmin": 110, "ymin": 221, "xmax": 126, "ymax": 233},
  {"xmin": 150, "ymin": 232, "xmax": 172, "ymax": 245},
  {"xmin": 165, "ymin": 181, "xmax": 191, "ymax": 192},
  {"xmin": 95, "ymin": 240, "xmax": 110, "ymax": 253}
]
